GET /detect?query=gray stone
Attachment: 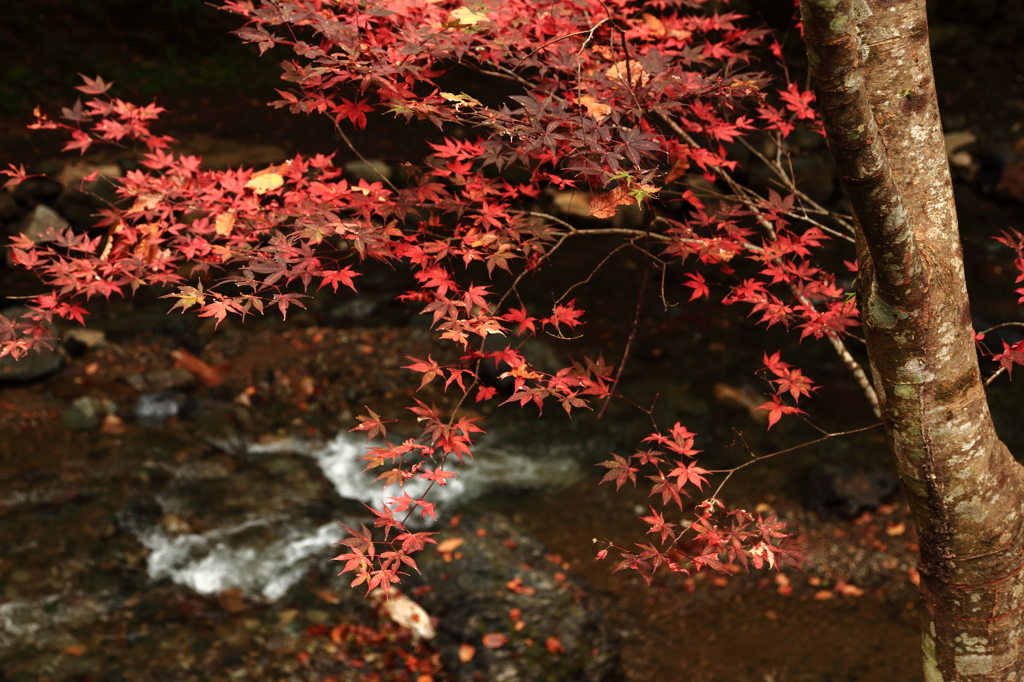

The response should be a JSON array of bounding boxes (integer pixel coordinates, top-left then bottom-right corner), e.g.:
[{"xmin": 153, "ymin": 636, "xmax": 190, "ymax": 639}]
[
  {"xmin": 134, "ymin": 392, "xmax": 191, "ymax": 426},
  {"xmin": 343, "ymin": 159, "xmax": 394, "ymax": 183},
  {"xmin": 122, "ymin": 367, "xmax": 195, "ymax": 393},
  {"xmin": 7, "ymin": 205, "xmax": 69, "ymax": 268},
  {"xmin": 18, "ymin": 204, "xmax": 68, "ymax": 241},
  {"xmin": 801, "ymin": 462, "xmax": 898, "ymax": 518},
  {"xmin": 63, "ymin": 328, "xmax": 107, "ymax": 349},
  {"xmin": 61, "ymin": 396, "xmax": 113, "ymax": 432}
]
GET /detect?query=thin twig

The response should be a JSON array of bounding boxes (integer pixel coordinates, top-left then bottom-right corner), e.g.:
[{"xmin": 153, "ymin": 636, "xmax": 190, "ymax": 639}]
[
  {"xmin": 598, "ymin": 231, "xmax": 652, "ymax": 419},
  {"xmin": 707, "ymin": 422, "xmax": 883, "ymax": 500}
]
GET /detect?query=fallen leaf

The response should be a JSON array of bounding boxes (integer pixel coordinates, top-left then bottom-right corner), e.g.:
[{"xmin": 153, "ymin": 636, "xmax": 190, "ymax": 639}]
[
  {"xmin": 545, "ymin": 636, "xmax": 565, "ymax": 655},
  {"xmin": 436, "ymin": 537, "xmax": 465, "ymax": 554},
  {"xmin": 813, "ymin": 589, "xmax": 834, "ymax": 601},
  {"xmin": 314, "ymin": 589, "xmax": 343, "ymax": 604},
  {"xmin": 373, "ymin": 589, "xmax": 436, "ymax": 640},
  {"xmin": 836, "ymin": 581, "xmax": 865, "ymax": 597},
  {"xmin": 458, "ymin": 643, "xmax": 476, "ymax": 663},
  {"xmin": 482, "ymin": 632, "xmax": 508, "ymax": 649},
  {"xmin": 170, "ymin": 348, "xmax": 223, "ymax": 387},
  {"xmin": 886, "ymin": 522, "xmax": 906, "ymax": 536},
  {"xmin": 101, "ymin": 414, "xmax": 126, "ymax": 435},
  {"xmin": 908, "ymin": 566, "xmax": 921, "ymax": 586}
]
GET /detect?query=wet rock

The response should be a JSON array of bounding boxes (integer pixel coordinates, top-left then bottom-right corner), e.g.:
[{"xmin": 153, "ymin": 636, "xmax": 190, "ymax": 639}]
[
  {"xmin": 124, "ymin": 452, "xmax": 349, "ymax": 601},
  {"xmin": 17, "ymin": 203, "xmax": 69, "ymax": 241},
  {"xmin": 134, "ymin": 392, "xmax": 194, "ymax": 426},
  {"xmin": 63, "ymin": 328, "xmax": 107, "ymax": 357},
  {"xmin": 6, "ymin": 204, "xmax": 70, "ymax": 268},
  {"xmin": 0, "ymin": 307, "xmax": 64, "ymax": 382},
  {"xmin": 415, "ymin": 513, "xmax": 617, "ymax": 682},
  {"xmin": 944, "ymin": 130, "xmax": 977, "ymax": 158},
  {"xmin": 61, "ymin": 396, "xmax": 115, "ymax": 432},
  {"xmin": 328, "ymin": 294, "xmax": 387, "ymax": 325},
  {"xmin": 343, "ymin": 159, "xmax": 394, "ymax": 183},
  {"xmin": 123, "ymin": 367, "xmax": 196, "ymax": 393},
  {"xmin": 801, "ymin": 463, "xmax": 898, "ymax": 519},
  {"xmin": 54, "ymin": 160, "xmax": 122, "ymax": 204}
]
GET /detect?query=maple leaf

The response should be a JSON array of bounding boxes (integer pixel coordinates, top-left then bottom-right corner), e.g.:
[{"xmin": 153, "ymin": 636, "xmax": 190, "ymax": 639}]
[
  {"xmin": 543, "ymin": 300, "xmax": 584, "ymax": 334},
  {"xmin": 475, "ymin": 385, "xmax": 498, "ymax": 402},
  {"xmin": 419, "ymin": 467, "xmax": 457, "ymax": 486},
  {"xmin": 404, "ymin": 355, "xmax": 442, "ymax": 390},
  {"xmin": 318, "ymin": 266, "xmax": 361, "ymax": 292},
  {"xmin": 757, "ymin": 395, "xmax": 806, "ymax": 429},
  {"xmin": 596, "ymin": 454, "xmax": 638, "ymax": 491},
  {"xmin": 396, "ymin": 531, "xmax": 438, "ymax": 555},
  {"xmin": 667, "ymin": 460, "xmax": 710, "ymax": 491},
  {"xmin": 63, "ymin": 130, "xmax": 94, "ymax": 155},
  {"xmin": 75, "ymin": 74, "xmax": 113, "ymax": 95},
  {"xmin": 641, "ymin": 507, "xmax": 677, "ymax": 544},
  {"xmin": 993, "ymin": 341, "xmax": 1024, "ymax": 378},
  {"xmin": 333, "ymin": 98, "xmax": 374, "ymax": 129},
  {"xmin": 366, "ymin": 504, "xmax": 406, "ymax": 539},
  {"xmin": 779, "ymin": 83, "xmax": 816, "ymax": 120},
  {"xmin": 352, "ymin": 408, "xmax": 388, "ymax": 440},
  {"xmin": 683, "ymin": 272, "xmax": 709, "ymax": 300}
]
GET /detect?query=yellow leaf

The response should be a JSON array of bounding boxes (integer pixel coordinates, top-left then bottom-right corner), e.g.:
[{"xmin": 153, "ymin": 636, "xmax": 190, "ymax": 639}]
[
  {"xmin": 244, "ymin": 173, "xmax": 284, "ymax": 195},
  {"xmin": 449, "ymin": 7, "xmax": 487, "ymax": 26},
  {"xmin": 126, "ymin": 193, "xmax": 163, "ymax": 215},
  {"xmin": 441, "ymin": 92, "xmax": 481, "ymax": 111},
  {"xmin": 436, "ymin": 537, "xmax": 465, "ymax": 554},
  {"xmin": 605, "ymin": 60, "xmax": 649, "ymax": 87},
  {"xmin": 214, "ymin": 211, "xmax": 236, "ymax": 236},
  {"xmin": 580, "ymin": 96, "xmax": 611, "ymax": 122}
]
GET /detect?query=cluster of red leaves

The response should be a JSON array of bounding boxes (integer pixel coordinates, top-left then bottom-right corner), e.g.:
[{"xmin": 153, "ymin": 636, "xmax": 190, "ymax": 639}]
[
  {"xmin": 2, "ymin": 0, "xmax": 862, "ymax": 591},
  {"xmin": 595, "ymin": 414, "xmax": 806, "ymax": 582},
  {"xmin": 597, "ymin": 498, "xmax": 805, "ymax": 584},
  {"xmin": 986, "ymin": 229, "xmax": 1024, "ymax": 377}
]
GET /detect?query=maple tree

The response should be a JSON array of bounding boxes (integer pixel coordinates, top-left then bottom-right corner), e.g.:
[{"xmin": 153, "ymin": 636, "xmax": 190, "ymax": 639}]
[{"xmin": 4, "ymin": 0, "xmax": 1024, "ymax": 678}]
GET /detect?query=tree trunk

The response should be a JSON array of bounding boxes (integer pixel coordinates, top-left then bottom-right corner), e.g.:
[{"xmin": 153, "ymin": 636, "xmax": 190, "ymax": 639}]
[{"xmin": 799, "ymin": 0, "xmax": 1024, "ymax": 678}]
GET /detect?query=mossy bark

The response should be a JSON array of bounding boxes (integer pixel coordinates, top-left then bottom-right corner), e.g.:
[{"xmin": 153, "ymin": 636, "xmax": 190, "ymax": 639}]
[{"xmin": 801, "ymin": 0, "xmax": 1024, "ymax": 678}]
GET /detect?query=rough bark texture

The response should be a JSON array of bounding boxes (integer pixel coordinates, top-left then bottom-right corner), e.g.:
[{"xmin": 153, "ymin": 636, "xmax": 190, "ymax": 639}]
[{"xmin": 800, "ymin": 0, "xmax": 1024, "ymax": 679}]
